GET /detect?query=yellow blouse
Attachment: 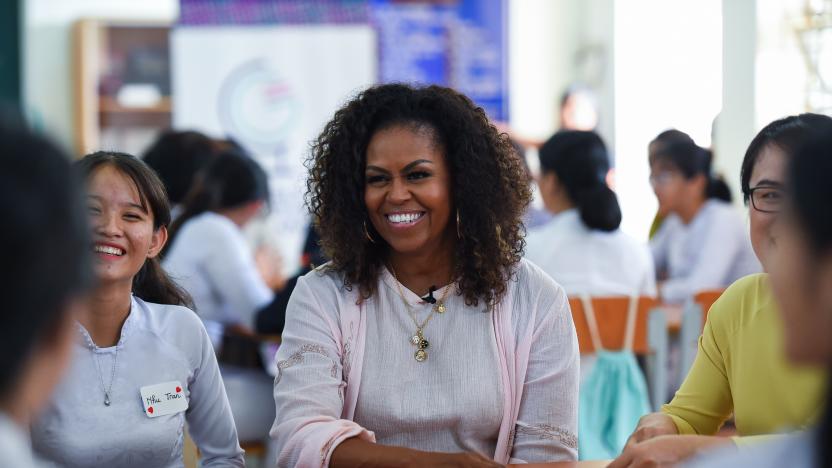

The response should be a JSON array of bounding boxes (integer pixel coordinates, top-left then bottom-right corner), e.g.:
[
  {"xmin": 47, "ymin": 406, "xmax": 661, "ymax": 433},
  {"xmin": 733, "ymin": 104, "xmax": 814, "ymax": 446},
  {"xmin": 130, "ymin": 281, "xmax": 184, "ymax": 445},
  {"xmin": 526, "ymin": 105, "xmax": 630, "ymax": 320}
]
[{"xmin": 662, "ymin": 273, "xmax": 826, "ymax": 439}]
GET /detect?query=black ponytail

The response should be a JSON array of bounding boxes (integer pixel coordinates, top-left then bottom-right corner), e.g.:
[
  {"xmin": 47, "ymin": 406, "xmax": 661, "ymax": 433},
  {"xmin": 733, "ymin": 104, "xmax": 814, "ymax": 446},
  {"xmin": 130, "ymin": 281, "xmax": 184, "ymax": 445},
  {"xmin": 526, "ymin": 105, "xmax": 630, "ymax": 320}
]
[
  {"xmin": 706, "ymin": 175, "xmax": 732, "ymax": 203},
  {"xmin": 167, "ymin": 150, "xmax": 270, "ymax": 250},
  {"xmin": 76, "ymin": 152, "xmax": 193, "ymax": 308},
  {"xmin": 538, "ymin": 130, "xmax": 621, "ymax": 232},
  {"xmin": 573, "ymin": 184, "xmax": 622, "ymax": 231}
]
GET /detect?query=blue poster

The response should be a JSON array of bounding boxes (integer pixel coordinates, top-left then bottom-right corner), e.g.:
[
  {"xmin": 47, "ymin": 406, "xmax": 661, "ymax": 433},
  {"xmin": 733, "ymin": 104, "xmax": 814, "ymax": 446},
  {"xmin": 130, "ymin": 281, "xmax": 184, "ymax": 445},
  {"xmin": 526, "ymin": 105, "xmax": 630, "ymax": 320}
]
[
  {"xmin": 371, "ymin": 0, "xmax": 508, "ymax": 121},
  {"xmin": 180, "ymin": 0, "xmax": 508, "ymax": 121}
]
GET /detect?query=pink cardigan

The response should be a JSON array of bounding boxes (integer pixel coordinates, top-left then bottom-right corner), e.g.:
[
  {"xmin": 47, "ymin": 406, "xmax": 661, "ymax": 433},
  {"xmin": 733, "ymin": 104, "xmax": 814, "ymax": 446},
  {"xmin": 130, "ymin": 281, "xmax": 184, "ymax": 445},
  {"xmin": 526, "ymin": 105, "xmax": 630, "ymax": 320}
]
[{"xmin": 271, "ymin": 260, "xmax": 578, "ymax": 467}]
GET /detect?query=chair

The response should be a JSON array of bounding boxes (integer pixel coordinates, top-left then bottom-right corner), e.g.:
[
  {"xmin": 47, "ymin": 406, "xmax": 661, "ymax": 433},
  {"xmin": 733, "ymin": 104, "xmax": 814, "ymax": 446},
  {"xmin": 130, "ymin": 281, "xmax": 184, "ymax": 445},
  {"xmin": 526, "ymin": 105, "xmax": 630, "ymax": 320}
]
[
  {"xmin": 569, "ymin": 296, "xmax": 668, "ymax": 411},
  {"xmin": 678, "ymin": 289, "xmax": 725, "ymax": 385}
]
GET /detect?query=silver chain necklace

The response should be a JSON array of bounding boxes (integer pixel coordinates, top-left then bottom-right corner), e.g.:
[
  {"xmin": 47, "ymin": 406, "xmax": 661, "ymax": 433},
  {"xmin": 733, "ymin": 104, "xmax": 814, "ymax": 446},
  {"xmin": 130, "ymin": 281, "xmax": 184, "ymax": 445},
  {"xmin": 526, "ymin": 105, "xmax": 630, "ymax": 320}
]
[{"xmin": 90, "ymin": 346, "xmax": 119, "ymax": 406}]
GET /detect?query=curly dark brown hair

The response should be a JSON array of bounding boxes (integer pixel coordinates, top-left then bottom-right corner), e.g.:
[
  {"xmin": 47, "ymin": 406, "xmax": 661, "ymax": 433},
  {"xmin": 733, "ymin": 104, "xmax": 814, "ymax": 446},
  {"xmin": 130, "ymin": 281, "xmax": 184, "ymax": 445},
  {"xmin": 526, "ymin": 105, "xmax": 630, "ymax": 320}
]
[{"xmin": 306, "ymin": 83, "xmax": 531, "ymax": 308}]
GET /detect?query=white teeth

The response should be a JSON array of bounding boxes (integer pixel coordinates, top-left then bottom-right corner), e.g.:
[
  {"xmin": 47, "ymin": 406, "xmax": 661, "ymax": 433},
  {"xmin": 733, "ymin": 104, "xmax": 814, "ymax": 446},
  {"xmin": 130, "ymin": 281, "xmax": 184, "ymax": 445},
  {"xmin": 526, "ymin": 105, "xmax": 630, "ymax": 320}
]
[
  {"xmin": 94, "ymin": 245, "xmax": 124, "ymax": 256},
  {"xmin": 387, "ymin": 213, "xmax": 422, "ymax": 224}
]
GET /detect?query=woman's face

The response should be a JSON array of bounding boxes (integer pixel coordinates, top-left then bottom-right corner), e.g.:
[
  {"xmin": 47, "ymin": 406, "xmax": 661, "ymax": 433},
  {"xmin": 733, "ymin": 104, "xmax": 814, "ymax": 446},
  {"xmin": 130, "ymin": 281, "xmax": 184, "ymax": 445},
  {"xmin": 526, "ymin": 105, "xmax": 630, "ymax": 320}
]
[
  {"xmin": 769, "ymin": 212, "xmax": 832, "ymax": 364},
  {"xmin": 86, "ymin": 165, "xmax": 167, "ymax": 286},
  {"xmin": 364, "ymin": 125, "xmax": 454, "ymax": 259},
  {"xmin": 748, "ymin": 144, "xmax": 787, "ymax": 270},
  {"xmin": 649, "ymin": 160, "xmax": 700, "ymax": 217}
]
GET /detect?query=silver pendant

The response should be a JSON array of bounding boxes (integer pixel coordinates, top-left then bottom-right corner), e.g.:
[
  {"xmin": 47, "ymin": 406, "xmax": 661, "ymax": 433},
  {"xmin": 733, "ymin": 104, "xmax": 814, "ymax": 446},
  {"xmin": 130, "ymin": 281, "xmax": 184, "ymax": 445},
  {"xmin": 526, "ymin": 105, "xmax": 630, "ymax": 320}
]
[
  {"xmin": 410, "ymin": 334, "xmax": 422, "ymax": 345},
  {"xmin": 104, "ymin": 393, "xmax": 111, "ymax": 407}
]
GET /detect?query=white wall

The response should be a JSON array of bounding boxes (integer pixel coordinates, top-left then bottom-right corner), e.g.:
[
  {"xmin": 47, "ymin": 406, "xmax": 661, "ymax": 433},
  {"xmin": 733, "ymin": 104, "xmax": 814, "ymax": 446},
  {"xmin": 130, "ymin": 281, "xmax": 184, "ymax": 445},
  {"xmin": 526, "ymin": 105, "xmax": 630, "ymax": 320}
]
[
  {"xmin": 22, "ymin": 0, "xmax": 178, "ymax": 152},
  {"xmin": 508, "ymin": 0, "xmax": 615, "ymax": 146},
  {"xmin": 614, "ymin": 0, "xmax": 723, "ymax": 241}
]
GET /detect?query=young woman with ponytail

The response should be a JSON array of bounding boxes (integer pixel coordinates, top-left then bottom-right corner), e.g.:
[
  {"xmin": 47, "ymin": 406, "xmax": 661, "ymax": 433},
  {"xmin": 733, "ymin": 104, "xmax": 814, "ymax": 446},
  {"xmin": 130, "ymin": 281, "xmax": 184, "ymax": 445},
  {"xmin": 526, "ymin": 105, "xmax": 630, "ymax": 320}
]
[
  {"xmin": 31, "ymin": 152, "xmax": 243, "ymax": 467},
  {"xmin": 162, "ymin": 150, "xmax": 285, "ymax": 444},
  {"xmin": 526, "ymin": 130, "xmax": 656, "ymax": 297},
  {"xmin": 649, "ymin": 139, "xmax": 760, "ymax": 303}
]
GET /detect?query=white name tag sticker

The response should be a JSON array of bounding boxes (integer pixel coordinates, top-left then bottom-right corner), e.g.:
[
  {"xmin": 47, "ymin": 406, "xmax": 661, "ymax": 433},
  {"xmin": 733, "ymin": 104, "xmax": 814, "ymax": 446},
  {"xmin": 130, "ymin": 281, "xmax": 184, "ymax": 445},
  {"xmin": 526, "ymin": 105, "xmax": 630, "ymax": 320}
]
[{"xmin": 139, "ymin": 381, "xmax": 188, "ymax": 418}]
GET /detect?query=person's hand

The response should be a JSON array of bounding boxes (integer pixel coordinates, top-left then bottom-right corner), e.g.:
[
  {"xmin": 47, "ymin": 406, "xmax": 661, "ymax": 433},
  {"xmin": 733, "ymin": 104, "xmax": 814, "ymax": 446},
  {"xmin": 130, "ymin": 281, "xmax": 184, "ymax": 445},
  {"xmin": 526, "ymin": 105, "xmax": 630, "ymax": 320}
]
[
  {"xmin": 255, "ymin": 246, "xmax": 286, "ymax": 291},
  {"xmin": 609, "ymin": 435, "xmax": 734, "ymax": 468},
  {"xmin": 625, "ymin": 413, "xmax": 679, "ymax": 448},
  {"xmin": 418, "ymin": 451, "xmax": 504, "ymax": 468}
]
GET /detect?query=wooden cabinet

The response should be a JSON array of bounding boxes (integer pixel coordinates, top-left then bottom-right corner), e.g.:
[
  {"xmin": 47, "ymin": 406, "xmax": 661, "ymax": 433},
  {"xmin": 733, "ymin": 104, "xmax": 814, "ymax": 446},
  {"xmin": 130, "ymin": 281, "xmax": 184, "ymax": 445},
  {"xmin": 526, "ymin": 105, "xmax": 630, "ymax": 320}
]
[{"xmin": 73, "ymin": 19, "xmax": 172, "ymax": 156}]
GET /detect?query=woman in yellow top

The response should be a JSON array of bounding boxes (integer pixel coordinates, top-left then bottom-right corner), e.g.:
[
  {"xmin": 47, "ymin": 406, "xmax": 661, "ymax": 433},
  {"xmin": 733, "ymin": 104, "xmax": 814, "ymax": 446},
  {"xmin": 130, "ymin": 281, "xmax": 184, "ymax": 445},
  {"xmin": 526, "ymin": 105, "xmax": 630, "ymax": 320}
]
[{"xmin": 611, "ymin": 113, "xmax": 832, "ymax": 467}]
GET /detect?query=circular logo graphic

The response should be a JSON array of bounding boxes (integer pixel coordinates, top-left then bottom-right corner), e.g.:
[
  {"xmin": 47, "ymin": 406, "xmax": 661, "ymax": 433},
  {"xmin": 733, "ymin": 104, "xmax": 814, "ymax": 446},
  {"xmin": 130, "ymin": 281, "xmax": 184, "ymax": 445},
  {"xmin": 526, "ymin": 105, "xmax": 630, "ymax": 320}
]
[{"xmin": 218, "ymin": 59, "xmax": 300, "ymax": 153}]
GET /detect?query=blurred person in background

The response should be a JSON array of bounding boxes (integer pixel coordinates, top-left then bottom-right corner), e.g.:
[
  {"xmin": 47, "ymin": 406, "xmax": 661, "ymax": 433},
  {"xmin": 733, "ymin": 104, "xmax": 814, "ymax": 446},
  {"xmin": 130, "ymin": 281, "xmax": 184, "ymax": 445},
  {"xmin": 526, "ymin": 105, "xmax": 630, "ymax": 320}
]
[
  {"xmin": 526, "ymin": 130, "xmax": 655, "ymax": 297},
  {"xmin": 613, "ymin": 114, "xmax": 832, "ymax": 468},
  {"xmin": 163, "ymin": 149, "xmax": 285, "ymax": 445},
  {"xmin": 558, "ymin": 84, "xmax": 599, "ymax": 132},
  {"xmin": 32, "ymin": 152, "xmax": 243, "ymax": 467},
  {"xmin": 649, "ymin": 139, "xmax": 760, "ymax": 303},
  {"xmin": 0, "ymin": 123, "xmax": 93, "ymax": 467},
  {"xmin": 647, "ymin": 129, "xmax": 696, "ymax": 239}
]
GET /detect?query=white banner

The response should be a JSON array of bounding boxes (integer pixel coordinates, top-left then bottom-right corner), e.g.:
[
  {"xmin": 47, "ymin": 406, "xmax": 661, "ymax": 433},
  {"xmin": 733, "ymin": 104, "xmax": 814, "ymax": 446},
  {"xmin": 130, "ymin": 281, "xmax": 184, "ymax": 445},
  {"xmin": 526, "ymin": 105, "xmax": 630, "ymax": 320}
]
[{"xmin": 172, "ymin": 25, "xmax": 377, "ymax": 272}]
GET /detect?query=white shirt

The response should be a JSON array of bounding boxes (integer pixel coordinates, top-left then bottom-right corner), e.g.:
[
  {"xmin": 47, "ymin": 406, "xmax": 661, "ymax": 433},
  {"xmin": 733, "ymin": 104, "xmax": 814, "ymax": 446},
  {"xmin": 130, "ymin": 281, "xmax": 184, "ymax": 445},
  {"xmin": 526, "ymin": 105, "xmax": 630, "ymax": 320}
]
[
  {"xmin": 0, "ymin": 413, "xmax": 40, "ymax": 468},
  {"xmin": 684, "ymin": 430, "xmax": 815, "ymax": 468},
  {"xmin": 650, "ymin": 200, "xmax": 761, "ymax": 303},
  {"xmin": 525, "ymin": 209, "xmax": 657, "ymax": 297},
  {"xmin": 164, "ymin": 212, "xmax": 273, "ymax": 347},
  {"xmin": 31, "ymin": 297, "xmax": 244, "ymax": 468},
  {"xmin": 353, "ymin": 267, "xmax": 504, "ymax": 456}
]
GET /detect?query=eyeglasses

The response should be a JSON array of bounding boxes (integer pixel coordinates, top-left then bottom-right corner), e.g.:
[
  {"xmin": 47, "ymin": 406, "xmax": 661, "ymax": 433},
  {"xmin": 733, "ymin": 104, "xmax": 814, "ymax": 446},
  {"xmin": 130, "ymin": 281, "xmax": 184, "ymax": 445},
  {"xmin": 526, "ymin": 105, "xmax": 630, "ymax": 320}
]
[
  {"xmin": 649, "ymin": 171, "xmax": 678, "ymax": 187},
  {"xmin": 748, "ymin": 186, "xmax": 785, "ymax": 214}
]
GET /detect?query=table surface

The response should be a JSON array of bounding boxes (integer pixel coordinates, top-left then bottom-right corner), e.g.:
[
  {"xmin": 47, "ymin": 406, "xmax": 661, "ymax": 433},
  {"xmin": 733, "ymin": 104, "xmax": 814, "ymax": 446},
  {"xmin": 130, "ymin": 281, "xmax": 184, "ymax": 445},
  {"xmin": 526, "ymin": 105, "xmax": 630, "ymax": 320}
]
[{"xmin": 510, "ymin": 461, "xmax": 610, "ymax": 468}]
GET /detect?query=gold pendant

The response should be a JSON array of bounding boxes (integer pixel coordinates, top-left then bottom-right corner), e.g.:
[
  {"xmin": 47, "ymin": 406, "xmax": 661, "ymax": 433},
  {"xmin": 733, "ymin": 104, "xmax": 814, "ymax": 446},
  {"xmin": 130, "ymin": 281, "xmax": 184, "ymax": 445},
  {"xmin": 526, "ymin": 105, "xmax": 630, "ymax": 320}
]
[
  {"xmin": 435, "ymin": 302, "xmax": 446, "ymax": 313},
  {"xmin": 414, "ymin": 349, "xmax": 427, "ymax": 362}
]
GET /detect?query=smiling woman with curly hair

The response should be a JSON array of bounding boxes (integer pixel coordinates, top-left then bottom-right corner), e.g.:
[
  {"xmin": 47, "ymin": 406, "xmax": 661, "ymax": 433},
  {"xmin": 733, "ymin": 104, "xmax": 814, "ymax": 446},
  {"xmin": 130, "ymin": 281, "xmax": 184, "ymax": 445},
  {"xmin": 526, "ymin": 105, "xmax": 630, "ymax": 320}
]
[{"xmin": 270, "ymin": 83, "xmax": 579, "ymax": 467}]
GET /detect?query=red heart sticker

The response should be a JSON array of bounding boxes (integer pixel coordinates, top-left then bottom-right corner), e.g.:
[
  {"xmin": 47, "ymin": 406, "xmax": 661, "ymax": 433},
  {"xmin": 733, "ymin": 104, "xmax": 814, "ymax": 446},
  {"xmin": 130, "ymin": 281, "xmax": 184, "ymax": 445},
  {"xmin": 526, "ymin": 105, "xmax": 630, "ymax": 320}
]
[
  {"xmin": 176, "ymin": 386, "xmax": 181, "ymax": 393},
  {"xmin": 148, "ymin": 407, "xmax": 154, "ymax": 414}
]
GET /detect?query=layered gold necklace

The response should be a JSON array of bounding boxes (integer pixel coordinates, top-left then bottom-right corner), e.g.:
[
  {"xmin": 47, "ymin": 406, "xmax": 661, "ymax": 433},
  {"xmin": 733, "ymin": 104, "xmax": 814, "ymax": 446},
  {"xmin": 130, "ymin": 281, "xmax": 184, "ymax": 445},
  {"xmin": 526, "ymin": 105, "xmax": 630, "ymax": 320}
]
[{"xmin": 390, "ymin": 267, "xmax": 453, "ymax": 362}]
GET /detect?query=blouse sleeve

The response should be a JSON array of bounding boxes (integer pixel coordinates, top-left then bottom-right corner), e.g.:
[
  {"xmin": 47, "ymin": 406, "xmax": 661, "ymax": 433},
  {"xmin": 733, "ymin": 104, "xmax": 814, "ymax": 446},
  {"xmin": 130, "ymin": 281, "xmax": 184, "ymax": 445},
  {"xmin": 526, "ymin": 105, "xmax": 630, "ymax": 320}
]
[
  {"xmin": 201, "ymin": 223, "xmax": 274, "ymax": 327},
  {"xmin": 661, "ymin": 295, "xmax": 734, "ymax": 435},
  {"xmin": 184, "ymin": 313, "xmax": 246, "ymax": 467},
  {"xmin": 270, "ymin": 274, "xmax": 375, "ymax": 468},
  {"xmin": 511, "ymin": 284, "xmax": 580, "ymax": 462},
  {"xmin": 660, "ymin": 209, "xmax": 746, "ymax": 303}
]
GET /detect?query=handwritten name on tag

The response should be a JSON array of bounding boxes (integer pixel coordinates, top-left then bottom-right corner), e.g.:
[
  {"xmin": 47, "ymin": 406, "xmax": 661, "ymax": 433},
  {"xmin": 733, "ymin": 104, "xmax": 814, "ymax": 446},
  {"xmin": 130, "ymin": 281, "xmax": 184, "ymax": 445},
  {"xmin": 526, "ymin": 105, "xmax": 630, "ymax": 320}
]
[{"xmin": 139, "ymin": 381, "xmax": 188, "ymax": 418}]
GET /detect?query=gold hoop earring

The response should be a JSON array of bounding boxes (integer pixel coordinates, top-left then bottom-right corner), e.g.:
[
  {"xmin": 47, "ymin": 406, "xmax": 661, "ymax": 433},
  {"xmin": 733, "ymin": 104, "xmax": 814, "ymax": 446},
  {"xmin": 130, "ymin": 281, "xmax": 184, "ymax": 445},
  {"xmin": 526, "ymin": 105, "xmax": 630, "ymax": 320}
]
[
  {"xmin": 456, "ymin": 210, "xmax": 462, "ymax": 239},
  {"xmin": 363, "ymin": 220, "xmax": 376, "ymax": 244}
]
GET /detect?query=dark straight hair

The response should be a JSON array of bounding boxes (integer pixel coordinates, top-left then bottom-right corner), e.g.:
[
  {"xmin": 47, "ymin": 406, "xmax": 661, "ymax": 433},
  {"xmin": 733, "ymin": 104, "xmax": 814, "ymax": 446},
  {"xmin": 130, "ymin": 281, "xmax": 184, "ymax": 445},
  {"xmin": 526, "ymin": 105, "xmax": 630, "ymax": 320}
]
[
  {"xmin": 0, "ymin": 123, "xmax": 93, "ymax": 399},
  {"xmin": 76, "ymin": 151, "xmax": 193, "ymax": 308},
  {"xmin": 740, "ymin": 113, "xmax": 832, "ymax": 203},
  {"xmin": 538, "ymin": 130, "xmax": 621, "ymax": 231},
  {"xmin": 787, "ymin": 133, "xmax": 832, "ymax": 468},
  {"xmin": 142, "ymin": 130, "xmax": 217, "ymax": 205},
  {"xmin": 167, "ymin": 150, "xmax": 270, "ymax": 249},
  {"xmin": 652, "ymin": 140, "xmax": 732, "ymax": 203},
  {"xmin": 648, "ymin": 129, "xmax": 694, "ymax": 162}
]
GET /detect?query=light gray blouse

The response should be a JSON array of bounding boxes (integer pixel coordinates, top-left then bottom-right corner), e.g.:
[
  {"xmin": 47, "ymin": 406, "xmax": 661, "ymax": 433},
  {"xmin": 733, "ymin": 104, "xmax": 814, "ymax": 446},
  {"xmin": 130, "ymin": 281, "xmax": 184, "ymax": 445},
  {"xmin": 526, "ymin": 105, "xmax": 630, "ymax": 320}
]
[
  {"xmin": 0, "ymin": 413, "xmax": 39, "ymax": 468},
  {"xmin": 31, "ymin": 296, "xmax": 244, "ymax": 467}
]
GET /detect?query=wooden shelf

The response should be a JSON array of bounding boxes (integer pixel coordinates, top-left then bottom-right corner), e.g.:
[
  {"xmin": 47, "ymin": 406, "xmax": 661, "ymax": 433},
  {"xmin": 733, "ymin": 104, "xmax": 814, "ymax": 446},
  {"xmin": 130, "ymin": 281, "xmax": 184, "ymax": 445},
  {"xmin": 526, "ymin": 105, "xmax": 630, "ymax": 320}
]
[{"xmin": 98, "ymin": 96, "xmax": 171, "ymax": 114}]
